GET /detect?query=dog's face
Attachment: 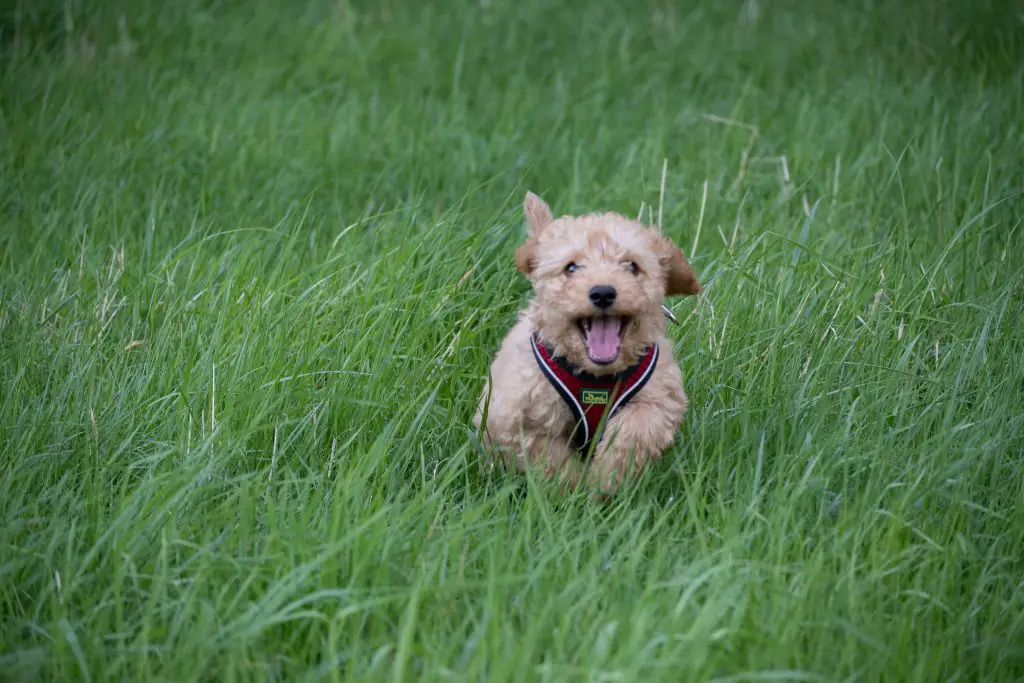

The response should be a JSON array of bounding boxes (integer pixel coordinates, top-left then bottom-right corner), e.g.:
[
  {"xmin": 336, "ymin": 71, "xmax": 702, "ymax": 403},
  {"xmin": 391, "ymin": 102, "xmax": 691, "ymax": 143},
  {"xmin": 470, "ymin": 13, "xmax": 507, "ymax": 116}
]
[{"xmin": 515, "ymin": 191, "xmax": 702, "ymax": 375}]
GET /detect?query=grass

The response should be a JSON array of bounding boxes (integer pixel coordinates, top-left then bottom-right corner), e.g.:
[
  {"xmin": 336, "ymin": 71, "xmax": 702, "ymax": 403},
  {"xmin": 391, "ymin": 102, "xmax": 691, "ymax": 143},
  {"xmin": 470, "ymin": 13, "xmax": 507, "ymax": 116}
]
[{"xmin": 1, "ymin": 0, "xmax": 1023, "ymax": 680}]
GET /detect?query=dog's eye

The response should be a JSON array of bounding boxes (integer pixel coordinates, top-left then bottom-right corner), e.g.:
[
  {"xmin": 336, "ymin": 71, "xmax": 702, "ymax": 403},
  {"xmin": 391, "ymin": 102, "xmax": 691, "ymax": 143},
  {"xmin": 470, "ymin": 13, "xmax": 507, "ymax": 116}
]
[
  {"xmin": 627, "ymin": 261, "xmax": 640, "ymax": 275},
  {"xmin": 565, "ymin": 261, "xmax": 579, "ymax": 274}
]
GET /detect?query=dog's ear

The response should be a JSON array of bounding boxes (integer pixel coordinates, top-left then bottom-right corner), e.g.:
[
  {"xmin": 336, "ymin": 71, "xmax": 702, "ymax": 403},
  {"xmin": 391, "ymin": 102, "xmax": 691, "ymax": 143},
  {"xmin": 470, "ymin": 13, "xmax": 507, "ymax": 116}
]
[
  {"xmin": 515, "ymin": 191, "xmax": 554, "ymax": 275},
  {"xmin": 514, "ymin": 240, "xmax": 537, "ymax": 275},
  {"xmin": 524, "ymin": 191, "xmax": 553, "ymax": 237},
  {"xmin": 656, "ymin": 236, "xmax": 703, "ymax": 296}
]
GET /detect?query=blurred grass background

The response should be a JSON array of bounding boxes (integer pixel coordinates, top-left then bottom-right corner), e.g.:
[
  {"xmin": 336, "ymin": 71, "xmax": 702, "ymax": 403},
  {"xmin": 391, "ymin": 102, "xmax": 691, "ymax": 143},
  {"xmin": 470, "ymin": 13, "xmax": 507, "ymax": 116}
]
[{"xmin": 1, "ymin": 0, "xmax": 1022, "ymax": 680}]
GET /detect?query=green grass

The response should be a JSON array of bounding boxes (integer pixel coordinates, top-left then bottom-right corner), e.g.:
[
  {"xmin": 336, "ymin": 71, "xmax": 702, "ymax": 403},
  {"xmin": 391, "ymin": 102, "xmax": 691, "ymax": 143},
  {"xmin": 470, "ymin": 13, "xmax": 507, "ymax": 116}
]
[{"xmin": 2, "ymin": 0, "xmax": 1023, "ymax": 680}]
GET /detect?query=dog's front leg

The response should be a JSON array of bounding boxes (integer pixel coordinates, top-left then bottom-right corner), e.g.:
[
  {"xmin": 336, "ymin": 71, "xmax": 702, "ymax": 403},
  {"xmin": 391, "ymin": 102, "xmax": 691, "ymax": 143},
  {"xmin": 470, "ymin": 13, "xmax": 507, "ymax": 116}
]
[
  {"xmin": 522, "ymin": 433, "xmax": 584, "ymax": 488},
  {"xmin": 483, "ymin": 428, "xmax": 581, "ymax": 484},
  {"xmin": 588, "ymin": 403, "xmax": 679, "ymax": 493}
]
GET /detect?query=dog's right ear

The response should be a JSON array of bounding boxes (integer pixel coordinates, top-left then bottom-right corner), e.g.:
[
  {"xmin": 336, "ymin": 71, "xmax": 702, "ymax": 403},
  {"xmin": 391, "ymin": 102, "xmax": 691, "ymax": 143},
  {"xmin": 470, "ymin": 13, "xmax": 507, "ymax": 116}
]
[
  {"xmin": 515, "ymin": 191, "xmax": 553, "ymax": 275},
  {"xmin": 523, "ymin": 191, "xmax": 553, "ymax": 237}
]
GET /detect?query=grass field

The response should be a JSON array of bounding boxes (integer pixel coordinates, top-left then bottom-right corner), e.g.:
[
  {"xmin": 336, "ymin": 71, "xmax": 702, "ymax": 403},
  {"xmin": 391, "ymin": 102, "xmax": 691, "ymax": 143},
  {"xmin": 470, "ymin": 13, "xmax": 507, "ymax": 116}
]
[{"xmin": 2, "ymin": 0, "xmax": 1023, "ymax": 680}]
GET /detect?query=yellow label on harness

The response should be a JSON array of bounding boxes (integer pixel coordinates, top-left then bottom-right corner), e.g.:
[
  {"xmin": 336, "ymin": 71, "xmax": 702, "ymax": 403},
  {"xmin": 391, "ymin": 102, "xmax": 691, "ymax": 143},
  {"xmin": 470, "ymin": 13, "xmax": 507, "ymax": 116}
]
[{"xmin": 581, "ymin": 389, "xmax": 610, "ymax": 405}]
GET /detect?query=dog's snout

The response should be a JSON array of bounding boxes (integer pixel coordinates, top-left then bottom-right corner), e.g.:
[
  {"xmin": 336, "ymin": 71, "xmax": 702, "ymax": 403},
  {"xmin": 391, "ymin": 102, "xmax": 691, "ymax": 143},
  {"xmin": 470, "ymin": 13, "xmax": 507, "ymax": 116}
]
[{"xmin": 588, "ymin": 285, "xmax": 617, "ymax": 309}]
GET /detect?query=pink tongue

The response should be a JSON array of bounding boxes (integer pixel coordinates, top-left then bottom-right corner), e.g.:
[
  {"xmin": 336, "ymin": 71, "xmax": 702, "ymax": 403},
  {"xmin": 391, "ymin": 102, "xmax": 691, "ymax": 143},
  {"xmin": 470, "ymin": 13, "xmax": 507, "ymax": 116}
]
[{"xmin": 586, "ymin": 317, "xmax": 621, "ymax": 361}]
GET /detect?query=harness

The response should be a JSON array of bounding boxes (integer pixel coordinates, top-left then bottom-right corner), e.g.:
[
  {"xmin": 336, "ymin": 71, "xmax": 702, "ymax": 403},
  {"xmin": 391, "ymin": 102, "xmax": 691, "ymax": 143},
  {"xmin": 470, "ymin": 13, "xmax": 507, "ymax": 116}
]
[{"xmin": 530, "ymin": 333, "xmax": 658, "ymax": 455}]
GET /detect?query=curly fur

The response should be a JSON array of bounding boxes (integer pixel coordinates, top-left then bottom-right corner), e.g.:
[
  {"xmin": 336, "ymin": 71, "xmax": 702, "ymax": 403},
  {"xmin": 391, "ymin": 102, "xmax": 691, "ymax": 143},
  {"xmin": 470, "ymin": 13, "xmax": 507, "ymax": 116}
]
[{"xmin": 474, "ymin": 191, "xmax": 702, "ymax": 493}]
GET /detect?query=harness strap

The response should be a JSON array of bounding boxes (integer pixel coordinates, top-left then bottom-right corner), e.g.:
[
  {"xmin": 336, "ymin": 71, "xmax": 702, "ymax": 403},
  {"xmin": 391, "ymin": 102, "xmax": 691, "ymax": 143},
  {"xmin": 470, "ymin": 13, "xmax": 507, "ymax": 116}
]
[{"xmin": 530, "ymin": 333, "xmax": 658, "ymax": 454}]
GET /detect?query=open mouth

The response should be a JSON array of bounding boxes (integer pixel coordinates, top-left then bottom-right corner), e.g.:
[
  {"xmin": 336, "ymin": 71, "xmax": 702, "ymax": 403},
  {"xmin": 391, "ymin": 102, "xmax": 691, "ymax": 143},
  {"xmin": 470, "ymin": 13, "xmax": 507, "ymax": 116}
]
[{"xmin": 577, "ymin": 316, "xmax": 628, "ymax": 365}]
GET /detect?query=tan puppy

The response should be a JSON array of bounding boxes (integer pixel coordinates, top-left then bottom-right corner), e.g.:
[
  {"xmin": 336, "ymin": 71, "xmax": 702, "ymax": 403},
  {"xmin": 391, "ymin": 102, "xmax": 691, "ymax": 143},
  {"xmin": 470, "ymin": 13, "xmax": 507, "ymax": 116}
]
[{"xmin": 474, "ymin": 191, "xmax": 702, "ymax": 492}]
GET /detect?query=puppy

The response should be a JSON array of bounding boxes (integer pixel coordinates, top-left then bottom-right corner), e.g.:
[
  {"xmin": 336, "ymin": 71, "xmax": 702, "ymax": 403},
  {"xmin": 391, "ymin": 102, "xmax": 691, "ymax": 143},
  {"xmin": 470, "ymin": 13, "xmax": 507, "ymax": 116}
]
[{"xmin": 473, "ymin": 191, "xmax": 702, "ymax": 492}]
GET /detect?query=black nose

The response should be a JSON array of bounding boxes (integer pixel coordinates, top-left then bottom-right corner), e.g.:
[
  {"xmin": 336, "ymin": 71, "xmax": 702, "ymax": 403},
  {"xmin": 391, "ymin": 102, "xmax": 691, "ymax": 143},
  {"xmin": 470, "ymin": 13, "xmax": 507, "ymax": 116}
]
[{"xmin": 588, "ymin": 285, "xmax": 617, "ymax": 309}]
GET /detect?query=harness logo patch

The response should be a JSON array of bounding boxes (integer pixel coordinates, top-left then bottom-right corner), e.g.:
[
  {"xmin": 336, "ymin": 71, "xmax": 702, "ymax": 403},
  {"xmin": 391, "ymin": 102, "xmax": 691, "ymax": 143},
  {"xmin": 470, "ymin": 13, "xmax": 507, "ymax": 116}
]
[{"xmin": 581, "ymin": 389, "xmax": 610, "ymax": 405}]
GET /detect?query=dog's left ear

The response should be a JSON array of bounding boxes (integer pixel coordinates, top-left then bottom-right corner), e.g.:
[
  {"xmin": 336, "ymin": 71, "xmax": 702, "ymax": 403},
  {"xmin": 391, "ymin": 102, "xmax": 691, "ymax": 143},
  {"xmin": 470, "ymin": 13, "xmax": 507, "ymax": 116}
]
[
  {"xmin": 515, "ymin": 191, "xmax": 554, "ymax": 275},
  {"xmin": 656, "ymin": 236, "xmax": 703, "ymax": 296}
]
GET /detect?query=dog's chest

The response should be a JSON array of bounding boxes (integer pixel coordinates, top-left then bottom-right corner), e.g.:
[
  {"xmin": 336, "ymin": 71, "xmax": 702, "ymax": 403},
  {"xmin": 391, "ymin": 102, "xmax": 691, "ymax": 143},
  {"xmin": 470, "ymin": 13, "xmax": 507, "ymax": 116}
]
[{"xmin": 525, "ymin": 374, "xmax": 575, "ymax": 431}]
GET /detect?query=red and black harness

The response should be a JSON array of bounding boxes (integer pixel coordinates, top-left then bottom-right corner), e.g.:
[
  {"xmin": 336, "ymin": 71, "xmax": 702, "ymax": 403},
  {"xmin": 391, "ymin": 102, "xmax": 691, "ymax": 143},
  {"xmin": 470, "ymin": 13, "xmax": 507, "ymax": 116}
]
[{"xmin": 530, "ymin": 333, "xmax": 658, "ymax": 455}]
